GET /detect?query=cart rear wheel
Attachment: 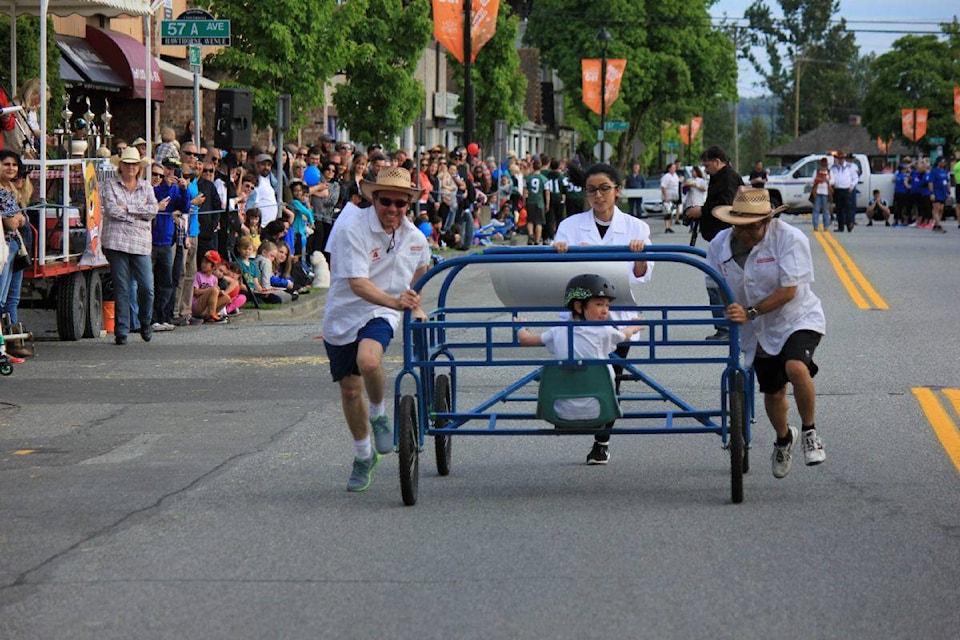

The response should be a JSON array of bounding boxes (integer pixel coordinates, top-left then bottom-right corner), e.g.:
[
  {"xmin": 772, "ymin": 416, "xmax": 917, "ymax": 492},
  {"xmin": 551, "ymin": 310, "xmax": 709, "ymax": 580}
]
[
  {"xmin": 0, "ymin": 361, "xmax": 12, "ymax": 376},
  {"xmin": 398, "ymin": 394, "xmax": 419, "ymax": 506},
  {"xmin": 57, "ymin": 272, "xmax": 88, "ymax": 341},
  {"xmin": 83, "ymin": 270, "xmax": 104, "ymax": 339},
  {"xmin": 729, "ymin": 373, "xmax": 746, "ymax": 504},
  {"xmin": 434, "ymin": 374, "xmax": 452, "ymax": 476}
]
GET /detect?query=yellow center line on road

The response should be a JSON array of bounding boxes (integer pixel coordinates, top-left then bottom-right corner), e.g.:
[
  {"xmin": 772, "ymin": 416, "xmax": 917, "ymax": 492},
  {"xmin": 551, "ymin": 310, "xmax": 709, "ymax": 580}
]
[
  {"xmin": 912, "ymin": 387, "xmax": 960, "ymax": 474},
  {"xmin": 812, "ymin": 230, "xmax": 889, "ymax": 310}
]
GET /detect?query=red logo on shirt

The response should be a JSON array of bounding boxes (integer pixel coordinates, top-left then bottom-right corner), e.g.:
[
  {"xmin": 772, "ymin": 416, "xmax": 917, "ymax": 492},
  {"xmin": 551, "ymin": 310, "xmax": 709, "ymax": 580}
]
[
  {"xmin": 371, "ymin": 248, "xmax": 381, "ymax": 261},
  {"xmin": 756, "ymin": 257, "xmax": 775, "ymax": 264}
]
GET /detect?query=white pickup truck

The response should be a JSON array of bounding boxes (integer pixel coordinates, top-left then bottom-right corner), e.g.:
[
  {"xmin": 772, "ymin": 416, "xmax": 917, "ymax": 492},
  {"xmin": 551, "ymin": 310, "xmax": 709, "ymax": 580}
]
[{"xmin": 763, "ymin": 153, "xmax": 895, "ymax": 213}]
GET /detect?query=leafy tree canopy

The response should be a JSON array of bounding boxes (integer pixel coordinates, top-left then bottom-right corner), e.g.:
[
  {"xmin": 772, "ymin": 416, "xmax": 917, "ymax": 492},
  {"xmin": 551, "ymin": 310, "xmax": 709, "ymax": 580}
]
[
  {"xmin": 523, "ymin": 0, "xmax": 736, "ymax": 169},
  {"xmin": 861, "ymin": 23, "xmax": 960, "ymax": 154},
  {"xmin": 200, "ymin": 0, "xmax": 348, "ymax": 128},
  {"xmin": 742, "ymin": 0, "xmax": 861, "ymax": 135},
  {"xmin": 448, "ymin": 7, "xmax": 526, "ymax": 149},
  {"xmin": 332, "ymin": 0, "xmax": 432, "ymax": 145}
]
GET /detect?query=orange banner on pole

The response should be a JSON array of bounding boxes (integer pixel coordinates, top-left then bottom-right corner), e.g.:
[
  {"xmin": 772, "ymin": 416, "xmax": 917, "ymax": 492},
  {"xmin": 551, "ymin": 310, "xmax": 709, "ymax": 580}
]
[
  {"xmin": 690, "ymin": 116, "xmax": 702, "ymax": 141},
  {"xmin": 432, "ymin": 0, "xmax": 500, "ymax": 64},
  {"xmin": 581, "ymin": 58, "xmax": 627, "ymax": 116},
  {"xmin": 954, "ymin": 86, "xmax": 960, "ymax": 124},
  {"xmin": 679, "ymin": 124, "xmax": 690, "ymax": 145},
  {"xmin": 915, "ymin": 108, "xmax": 928, "ymax": 141},
  {"xmin": 902, "ymin": 108, "xmax": 929, "ymax": 142}
]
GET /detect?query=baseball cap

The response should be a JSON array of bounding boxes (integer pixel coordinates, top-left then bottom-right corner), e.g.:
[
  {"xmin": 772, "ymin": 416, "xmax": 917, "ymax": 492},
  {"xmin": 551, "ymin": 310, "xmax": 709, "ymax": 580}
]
[
  {"xmin": 255, "ymin": 153, "xmax": 273, "ymax": 164},
  {"xmin": 204, "ymin": 250, "xmax": 223, "ymax": 265}
]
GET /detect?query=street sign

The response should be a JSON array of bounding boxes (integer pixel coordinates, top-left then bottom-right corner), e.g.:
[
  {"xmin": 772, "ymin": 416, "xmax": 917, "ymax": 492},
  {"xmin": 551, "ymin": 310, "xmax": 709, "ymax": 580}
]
[
  {"xmin": 188, "ymin": 45, "xmax": 201, "ymax": 66},
  {"xmin": 665, "ymin": 141, "xmax": 680, "ymax": 149},
  {"xmin": 161, "ymin": 19, "xmax": 231, "ymax": 46},
  {"xmin": 604, "ymin": 120, "xmax": 629, "ymax": 132},
  {"xmin": 928, "ymin": 136, "xmax": 945, "ymax": 145}
]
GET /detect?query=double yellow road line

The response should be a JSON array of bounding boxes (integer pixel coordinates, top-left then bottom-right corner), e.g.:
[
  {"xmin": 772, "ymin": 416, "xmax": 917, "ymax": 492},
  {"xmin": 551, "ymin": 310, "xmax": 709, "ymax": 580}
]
[
  {"xmin": 913, "ymin": 387, "xmax": 960, "ymax": 473},
  {"xmin": 812, "ymin": 231, "xmax": 888, "ymax": 310}
]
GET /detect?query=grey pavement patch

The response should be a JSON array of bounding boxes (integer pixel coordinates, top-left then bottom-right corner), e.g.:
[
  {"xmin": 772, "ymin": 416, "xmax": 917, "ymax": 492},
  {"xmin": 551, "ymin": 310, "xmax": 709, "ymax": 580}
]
[{"xmin": 79, "ymin": 433, "xmax": 164, "ymax": 465}]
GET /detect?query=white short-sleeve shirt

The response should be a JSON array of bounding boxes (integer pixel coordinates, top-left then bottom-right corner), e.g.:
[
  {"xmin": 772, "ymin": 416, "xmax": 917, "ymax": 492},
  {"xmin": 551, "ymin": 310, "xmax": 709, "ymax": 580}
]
[
  {"xmin": 322, "ymin": 206, "xmax": 431, "ymax": 345},
  {"xmin": 707, "ymin": 218, "xmax": 826, "ymax": 366}
]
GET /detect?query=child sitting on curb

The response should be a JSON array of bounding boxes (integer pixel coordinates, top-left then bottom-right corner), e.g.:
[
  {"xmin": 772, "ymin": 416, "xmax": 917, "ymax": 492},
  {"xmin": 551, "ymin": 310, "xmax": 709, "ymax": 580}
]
[
  {"xmin": 255, "ymin": 240, "xmax": 294, "ymax": 303},
  {"xmin": 193, "ymin": 250, "xmax": 232, "ymax": 324},
  {"xmin": 236, "ymin": 236, "xmax": 285, "ymax": 304},
  {"xmin": 215, "ymin": 260, "xmax": 248, "ymax": 316}
]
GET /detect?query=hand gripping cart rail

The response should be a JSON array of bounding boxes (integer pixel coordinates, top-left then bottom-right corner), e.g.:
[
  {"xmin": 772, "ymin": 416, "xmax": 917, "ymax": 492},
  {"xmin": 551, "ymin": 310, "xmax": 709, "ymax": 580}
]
[{"xmin": 392, "ymin": 245, "xmax": 754, "ymax": 506}]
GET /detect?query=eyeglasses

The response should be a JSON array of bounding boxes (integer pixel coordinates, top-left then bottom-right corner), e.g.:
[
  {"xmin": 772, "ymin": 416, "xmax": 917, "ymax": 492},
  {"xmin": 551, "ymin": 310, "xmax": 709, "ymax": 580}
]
[
  {"xmin": 202, "ymin": 169, "xmax": 215, "ymax": 174},
  {"xmin": 377, "ymin": 196, "xmax": 409, "ymax": 209},
  {"xmin": 151, "ymin": 172, "xmax": 164, "ymax": 178},
  {"xmin": 296, "ymin": 153, "xmax": 307, "ymax": 157},
  {"xmin": 585, "ymin": 184, "xmax": 616, "ymax": 196},
  {"xmin": 182, "ymin": 151, "xmax": 196, "ymax": 157}
]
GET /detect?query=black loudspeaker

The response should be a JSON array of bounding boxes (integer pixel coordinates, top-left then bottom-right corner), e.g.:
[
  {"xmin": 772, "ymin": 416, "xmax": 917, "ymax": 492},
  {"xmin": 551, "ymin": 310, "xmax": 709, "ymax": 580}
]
[{"xmin": 214, "ymin": 88, "xmax": 252, "ymax": 149}]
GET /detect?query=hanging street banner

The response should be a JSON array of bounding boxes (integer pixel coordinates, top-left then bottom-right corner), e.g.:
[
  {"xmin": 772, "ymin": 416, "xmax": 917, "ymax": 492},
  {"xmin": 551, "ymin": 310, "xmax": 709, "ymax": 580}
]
[
  {"xmin": 581, "ymin": 58, "xmax": 627, "ymax": 116},
  {"xmin": 679, "ymin": 124, "xmax": 690, "ymax": 145},
  {"xmin": 954, "ymin": 86, "xmax": 960, "ymax": 124},
  {"xmin": 690, "ymin": 116, "xmax": 703, "ymax": 141},
  {"xmin": 901, "ymin": 108, "xmax": 928, "ymax": 142},
  {"xmin": 433, "ymin": 0, "xmax": 500, "ymax": 64}
]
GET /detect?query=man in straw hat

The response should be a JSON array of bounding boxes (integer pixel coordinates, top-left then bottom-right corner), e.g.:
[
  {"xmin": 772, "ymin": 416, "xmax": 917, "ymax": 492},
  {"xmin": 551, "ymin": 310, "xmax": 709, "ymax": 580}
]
[
  {"xmin": 322, "ymin": 166, "xmax": 431, "ymax": 492},
  {"xmin": 706, "ymin": 187, "xmax": 827, "ymax": 479}
]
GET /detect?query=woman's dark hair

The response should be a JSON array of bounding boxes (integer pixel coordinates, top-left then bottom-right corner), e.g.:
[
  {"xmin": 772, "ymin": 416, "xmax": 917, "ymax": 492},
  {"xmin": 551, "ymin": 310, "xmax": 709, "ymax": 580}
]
[
  {"xmin": 321, "ymin": 160, "xmax": 338, "ymax": 174},
  {"xmin": 263, "ymin": 219, "xmax": 286, "ymax": 240},
  {"xmin": 0, "ymin": 149, "xmax": 22, "ymax": 169},
  {"xmin": 584, "ymin": 163, "xmax": 622, "ymax": 186}
]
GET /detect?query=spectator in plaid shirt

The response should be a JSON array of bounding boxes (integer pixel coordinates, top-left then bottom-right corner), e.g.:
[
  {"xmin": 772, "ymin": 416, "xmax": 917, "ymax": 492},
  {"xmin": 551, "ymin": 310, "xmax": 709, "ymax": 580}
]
[{"xmin": 101, "ymin": 147, "xmax": 160, "ymax": 345}]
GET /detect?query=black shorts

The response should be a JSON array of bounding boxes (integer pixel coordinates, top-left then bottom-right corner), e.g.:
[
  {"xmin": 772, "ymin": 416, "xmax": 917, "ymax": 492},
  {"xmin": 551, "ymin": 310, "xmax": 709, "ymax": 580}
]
[
  {"xmin": 324, "ymin": 318, "xmax": 393, "ymax": 382},
  {"xmin": 753, "ymin": 330, "xmax": 822, "ymax": 394},
  {"xmin": 527, "ymin": 204, "xmax": 545, "ymax": 226}
]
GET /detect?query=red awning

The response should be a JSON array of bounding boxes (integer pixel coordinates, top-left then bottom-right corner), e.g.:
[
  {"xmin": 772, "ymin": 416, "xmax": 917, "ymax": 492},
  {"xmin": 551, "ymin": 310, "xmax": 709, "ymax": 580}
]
[{"xmin": 86, "ymin": 25, "xmax": 164, "ymax": 102}]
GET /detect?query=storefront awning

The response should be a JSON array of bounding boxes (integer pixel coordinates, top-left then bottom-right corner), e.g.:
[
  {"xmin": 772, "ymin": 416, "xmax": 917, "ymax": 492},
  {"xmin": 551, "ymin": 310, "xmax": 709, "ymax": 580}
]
[
  {"xmin": 86, "ymin": 25, "xmax": 164, "ymax": 102},
  {"xmin": 55, "ymin": 34, "xmax": 127, "ymax": 91},
  {"xmin": 58, "ymin": 55, "xmax": 85, "ymax": 85},
  {"xmin": 3, "ymin": 0, "xmax": 151, "ymax": 18},
  {"xmin": 157, "ymin": 59, "xmax": 220, "ymax": 91}
]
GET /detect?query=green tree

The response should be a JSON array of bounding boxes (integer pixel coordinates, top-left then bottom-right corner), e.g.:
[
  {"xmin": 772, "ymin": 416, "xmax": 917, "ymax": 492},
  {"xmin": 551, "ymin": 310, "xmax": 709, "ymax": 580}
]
[
  {"xmin": 0, "ymin": 16, "xmax": 65, "ymax": 124},
  {"xmin": 200, "ymin": 0, "xmax": 349, "ymax": 128},
  {"xmin": 447, "ymin": 7, "xmax": 526, "ymax": 148},
  {"xmin": 742, "ymin": 0, "xmax": 860, "ymax": 136},
  {"xmin": 523, "ymin": 0, "xmax": 736, "ymax": 170},
  {"xmin": 861, "ymin": 27, "xmax": 960, "ymax": 154},
  {"xmin": 332, "ymin": 0, "xmax": 432, "ymax": 145}
]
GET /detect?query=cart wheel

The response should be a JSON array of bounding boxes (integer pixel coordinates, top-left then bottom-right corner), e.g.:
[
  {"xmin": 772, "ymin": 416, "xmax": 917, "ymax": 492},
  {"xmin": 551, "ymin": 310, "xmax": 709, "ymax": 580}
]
[
  {"xmin": 398, "ymin": 394, "xmax": 419, "ymax": 506},
  {"xmin": 56, "ymin": 272, "xmax": 88, "ymax": 341},
  {"xmin": 83, "ymin": 270, "xmax": 104, "ymax": 339},
  {"xmin": 434, "ymin": 374, "xmax": 452, "ymax": 476},
  {"xmin": 0, "ymin": 361, "xmax": 12, "ymax": 376},
  {"xmin": 729, "ymin": 376, "xmax": 746, "ymax": 504}
]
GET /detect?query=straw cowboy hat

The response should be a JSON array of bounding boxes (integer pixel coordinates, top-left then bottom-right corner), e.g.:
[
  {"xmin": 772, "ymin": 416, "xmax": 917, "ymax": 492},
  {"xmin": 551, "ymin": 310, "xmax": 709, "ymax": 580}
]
[
  {"xmin": 360, "ymin": 166, "xmax": 421, "ymax": 202},
  {"xmin": 713, "ymin": 187, "xmax": 789, "ymax": 226},
  {"xmin": 110, "ymin": 146, "xmax": 152, "ymax": 168}
]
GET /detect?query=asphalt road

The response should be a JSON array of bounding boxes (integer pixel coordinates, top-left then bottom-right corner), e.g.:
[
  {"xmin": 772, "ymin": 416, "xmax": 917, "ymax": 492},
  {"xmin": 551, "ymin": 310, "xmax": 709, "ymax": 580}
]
[{"xmin": 1, "ymin": 216, "xmax": 959, "ymax": 639}]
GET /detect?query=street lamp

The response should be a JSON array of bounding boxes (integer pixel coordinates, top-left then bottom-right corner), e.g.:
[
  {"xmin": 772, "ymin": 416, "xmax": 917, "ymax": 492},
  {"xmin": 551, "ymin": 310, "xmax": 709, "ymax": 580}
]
[{"xmin": 596, "ymin": 27, "xmax": 612, "ymax": 163}]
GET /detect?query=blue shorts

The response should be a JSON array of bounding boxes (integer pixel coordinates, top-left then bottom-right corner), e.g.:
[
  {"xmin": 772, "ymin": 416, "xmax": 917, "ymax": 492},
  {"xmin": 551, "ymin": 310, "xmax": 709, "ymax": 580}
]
[{"xmin": 324, "ymin": 318, "xmax": 394, "ymax": 382}]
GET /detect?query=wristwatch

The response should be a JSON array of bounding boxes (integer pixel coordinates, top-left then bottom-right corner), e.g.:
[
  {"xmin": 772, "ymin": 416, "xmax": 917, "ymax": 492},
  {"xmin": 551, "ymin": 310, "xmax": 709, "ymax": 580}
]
[{"xmin": 747, "ymin": 307, "xmax": 759, "ymax": 320}]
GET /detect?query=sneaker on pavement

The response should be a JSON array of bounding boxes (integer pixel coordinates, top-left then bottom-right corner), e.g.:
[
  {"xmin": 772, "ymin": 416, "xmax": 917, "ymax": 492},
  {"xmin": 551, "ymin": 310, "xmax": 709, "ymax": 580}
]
[
  {"xmin": 370, "ymin": 414, "xmax": 393, "ymax": 454},
  {"xmin": 586, "ymin": 442, "xmax": 609, "ymax": 465},
  {"xmin": 705, "ymin": 330, "xmax": 729, "ymax": 341},
  {"xmin": 802, "ymin": 428, "xmax": 826, "ymax": 466},
  {"xmin": 772, "ymin": 426, "xmax": 798, "ymax": 479},
  {"xmin": 346, "ymin": 451, "xmax": 381, "ymax": 492}
]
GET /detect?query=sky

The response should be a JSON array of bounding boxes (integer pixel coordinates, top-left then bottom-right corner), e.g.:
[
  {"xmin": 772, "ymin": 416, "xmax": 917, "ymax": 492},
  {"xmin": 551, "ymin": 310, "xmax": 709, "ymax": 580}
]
[{"xmin": 711, "ymin": 1, "xmax": 960, "ymax": 97}]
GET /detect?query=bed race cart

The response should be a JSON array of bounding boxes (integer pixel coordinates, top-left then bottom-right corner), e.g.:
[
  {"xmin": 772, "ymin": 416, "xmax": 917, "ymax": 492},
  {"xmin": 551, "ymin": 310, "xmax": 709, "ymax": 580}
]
[{"xmin": 391, "ymin": 245, "xmax": 755, "ymax": 506}]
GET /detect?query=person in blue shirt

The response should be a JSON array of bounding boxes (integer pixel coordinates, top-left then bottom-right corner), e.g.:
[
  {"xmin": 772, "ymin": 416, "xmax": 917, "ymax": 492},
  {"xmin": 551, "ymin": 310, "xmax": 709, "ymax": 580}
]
[
  {"xmin": 151, "ymin": 160, "xmax": 189, "ymax": 329},
  {"xmin": 929, "ymin": 156, "xmax": 950, "ymax": 234},
  {"xmin": 910, "ymin": 159, "xmax": 931, "ymax": 228},
  {"xmin": 893, "ymin": 159, "xmax": 912, "ymax": 226}
]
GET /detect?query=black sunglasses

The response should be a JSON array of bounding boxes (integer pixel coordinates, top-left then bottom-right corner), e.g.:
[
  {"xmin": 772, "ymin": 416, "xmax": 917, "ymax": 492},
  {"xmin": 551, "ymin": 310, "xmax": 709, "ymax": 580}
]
[
  {"xmin": 152, "ymin": 172, "xmax": 164, "ymax": 178},
  {"xmin": 182, "ymin": 151, "xmax": 196, "ymax": 156},
  {"xmin": 377, "ymin": 196, "xmax": 409, "ymax": 209}
]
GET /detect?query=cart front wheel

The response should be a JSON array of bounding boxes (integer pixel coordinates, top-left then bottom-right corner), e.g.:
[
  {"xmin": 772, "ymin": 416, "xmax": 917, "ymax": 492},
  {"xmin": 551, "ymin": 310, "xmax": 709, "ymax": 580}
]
[
  {"xmin": 398, "ymin": 394, "xmax": 420, "ymax": 506},
  {"xmin": 434, "ymin": 374, "xmax": 452, "ymax": 476},
  {"xmin": 0, "ymin": 361, "xmax": 12, "ymax": 376}
]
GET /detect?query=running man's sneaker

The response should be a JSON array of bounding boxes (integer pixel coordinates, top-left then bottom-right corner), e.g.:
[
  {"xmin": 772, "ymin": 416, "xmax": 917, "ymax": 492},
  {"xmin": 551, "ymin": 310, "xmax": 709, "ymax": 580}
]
[
  {"xmin": 586, "ymin": 442, "xmax": 609, "ymax": 465},
  {"xmin": 346, "ymin": 451, "xmax": 381, "ymax": 492},
  {"xmin": 802, "ymin": 429, "xmax": 826, "ymax": 466},
  {"xmin": 772, "ymin": 426, "xmax": 798, "ymax": 478},
  {"xmin": 370, "ymin": 414, "xmax": 393, "ymax": 454}
]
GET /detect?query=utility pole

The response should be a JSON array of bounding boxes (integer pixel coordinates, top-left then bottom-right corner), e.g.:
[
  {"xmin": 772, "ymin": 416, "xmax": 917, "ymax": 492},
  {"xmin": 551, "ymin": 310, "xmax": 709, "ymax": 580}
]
[
  {"xmin": 597, "ymin": 28, "xmax": 612, "ymax": 163},
  {"xmin": 463, "ymin": 0, "xmax": 474, "ymax": 147},
  {"xmin": 732, "ymin": 27, "xmax": 739, "ymax": 171}
]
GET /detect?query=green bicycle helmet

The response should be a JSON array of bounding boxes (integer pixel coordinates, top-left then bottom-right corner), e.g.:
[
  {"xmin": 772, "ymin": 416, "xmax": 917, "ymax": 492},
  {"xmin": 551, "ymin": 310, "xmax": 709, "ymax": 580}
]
[{"xmin": 564, "ymin": 274, "xmax": 616, "ymax": 310}]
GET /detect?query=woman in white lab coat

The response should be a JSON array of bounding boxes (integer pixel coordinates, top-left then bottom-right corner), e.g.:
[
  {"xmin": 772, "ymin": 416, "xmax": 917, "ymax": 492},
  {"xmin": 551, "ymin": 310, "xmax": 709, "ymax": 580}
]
[{"xmin": 553, "ymin": 163, "xmax": 654, "ymax": 465}]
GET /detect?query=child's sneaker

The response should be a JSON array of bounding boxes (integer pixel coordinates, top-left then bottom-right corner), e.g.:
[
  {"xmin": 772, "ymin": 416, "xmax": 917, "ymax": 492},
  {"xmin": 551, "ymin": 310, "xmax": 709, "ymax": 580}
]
[
  {"xmin": 370, "ymin": 414, "xmax": 393, "ymax": 454},
  {"xmin": 346, "ymin": 451, "xmax": 381, "ymax": 492},
  {"xmin": 802, "ymin": 429, "xmax": 826, "ymax": 466},
  {"xmin": 586, "ymin": 442, "xmax": 609, "ymax": 465},
  {"xmin": 772, "ymin": 426, "xmax": 798, "ymax": 478}
]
